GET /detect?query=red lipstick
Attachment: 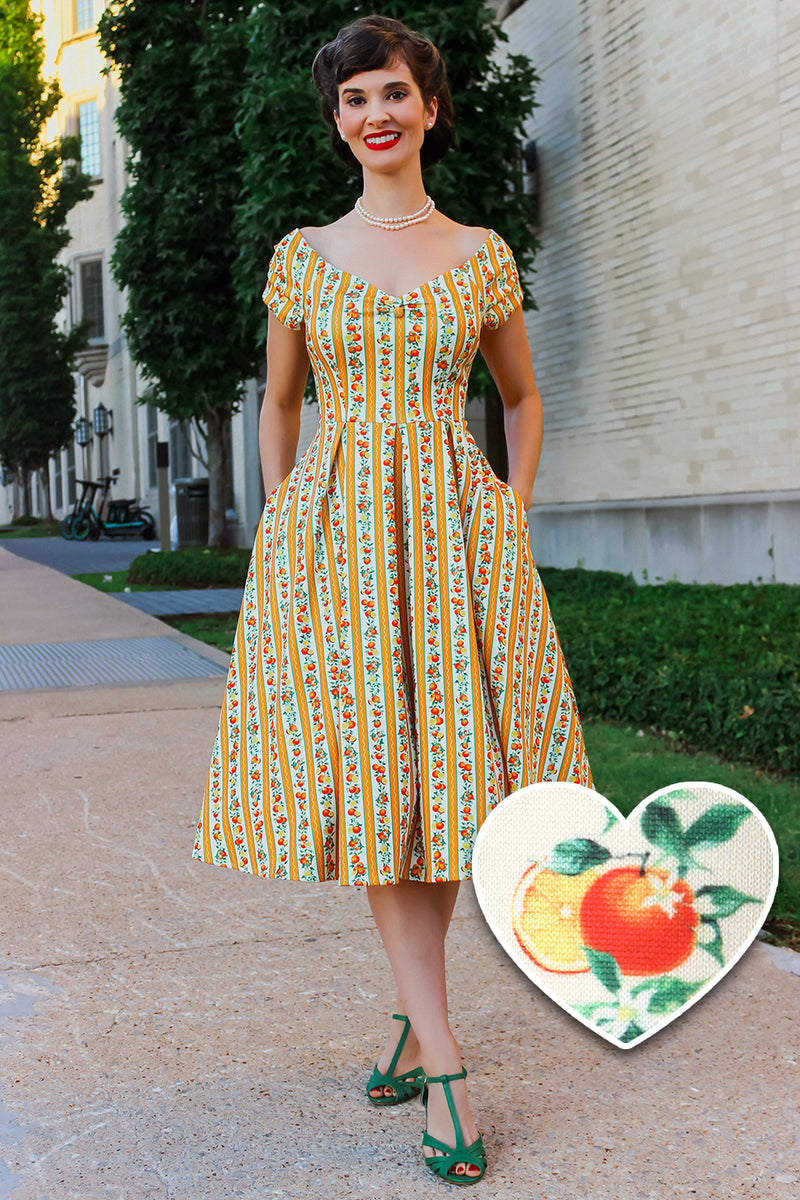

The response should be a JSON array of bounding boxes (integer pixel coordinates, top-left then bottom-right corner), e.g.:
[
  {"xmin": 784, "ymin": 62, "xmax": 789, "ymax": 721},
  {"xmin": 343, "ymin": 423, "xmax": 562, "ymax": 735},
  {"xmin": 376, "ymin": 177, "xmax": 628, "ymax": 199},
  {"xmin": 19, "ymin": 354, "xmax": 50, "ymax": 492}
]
[{"xmin": 363, "ymin": 131, "xmax": 402, "ymax": 151}]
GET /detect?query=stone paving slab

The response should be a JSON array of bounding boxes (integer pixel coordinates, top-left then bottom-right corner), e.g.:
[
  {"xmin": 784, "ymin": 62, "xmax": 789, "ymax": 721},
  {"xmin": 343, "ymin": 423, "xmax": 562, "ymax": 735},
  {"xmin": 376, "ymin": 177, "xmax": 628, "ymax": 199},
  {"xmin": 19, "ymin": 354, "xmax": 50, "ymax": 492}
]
[
  {"xmin": 0, "ymin": 636, "xmax": 226, "ymax": 691},
  {"xmin": 113, "ymin": 588, "xmax": 243, "ymax": 616}
]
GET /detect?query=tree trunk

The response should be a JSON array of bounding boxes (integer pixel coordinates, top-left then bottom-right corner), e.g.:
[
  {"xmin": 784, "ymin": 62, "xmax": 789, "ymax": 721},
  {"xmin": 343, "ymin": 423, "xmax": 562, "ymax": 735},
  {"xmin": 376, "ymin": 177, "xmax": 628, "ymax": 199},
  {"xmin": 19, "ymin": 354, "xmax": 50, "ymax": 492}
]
[
  {"xmin": 39, "ymin": 466, "xmax": 53, "ymax": 521},
  {"xmin": 21, "ymin": 469, "xmax": 31, "ymax": 517},
  {"xmin": 205, "ymin": 406, "xmax": 228, "ymax": 548}
]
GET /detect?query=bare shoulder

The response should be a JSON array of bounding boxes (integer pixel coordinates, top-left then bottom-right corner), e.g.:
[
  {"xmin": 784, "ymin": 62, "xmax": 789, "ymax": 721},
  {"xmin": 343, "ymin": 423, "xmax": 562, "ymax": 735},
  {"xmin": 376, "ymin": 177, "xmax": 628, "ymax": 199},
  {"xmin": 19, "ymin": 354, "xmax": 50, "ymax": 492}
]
[
  {"xmin": 298, "ymin": 214, "xmax": 359, "ymax": 256},
  {"xmin": 432, "ymin": 214, "xmax": 491, "ymax": 259}
]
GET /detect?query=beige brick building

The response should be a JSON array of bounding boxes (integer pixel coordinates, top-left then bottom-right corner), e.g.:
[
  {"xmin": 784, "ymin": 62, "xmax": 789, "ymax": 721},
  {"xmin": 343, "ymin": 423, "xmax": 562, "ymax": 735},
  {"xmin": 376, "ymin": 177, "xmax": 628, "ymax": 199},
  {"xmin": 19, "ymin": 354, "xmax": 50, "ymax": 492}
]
[{"xmin": 500, "ymin": 0, "xmax": 798, "ymax": 583}]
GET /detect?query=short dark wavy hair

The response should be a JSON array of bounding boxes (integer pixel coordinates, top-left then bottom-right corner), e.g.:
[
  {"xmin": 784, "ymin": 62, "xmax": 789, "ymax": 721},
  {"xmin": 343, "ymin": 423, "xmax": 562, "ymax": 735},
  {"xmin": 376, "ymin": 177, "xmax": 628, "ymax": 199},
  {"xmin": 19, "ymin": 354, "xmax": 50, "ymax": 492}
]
[{"xmin": 312, "ymin": 14, "xmax": 454, "ymax": 172}]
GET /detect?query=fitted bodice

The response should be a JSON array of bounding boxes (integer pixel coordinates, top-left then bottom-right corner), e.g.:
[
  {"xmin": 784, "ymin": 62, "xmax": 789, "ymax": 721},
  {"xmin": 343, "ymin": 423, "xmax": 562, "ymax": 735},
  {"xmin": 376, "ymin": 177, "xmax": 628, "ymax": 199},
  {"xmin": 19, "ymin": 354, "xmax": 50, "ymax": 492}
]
[{"xmin": 263, "ymin": 229, "xmax": 522, "ymax": 425}]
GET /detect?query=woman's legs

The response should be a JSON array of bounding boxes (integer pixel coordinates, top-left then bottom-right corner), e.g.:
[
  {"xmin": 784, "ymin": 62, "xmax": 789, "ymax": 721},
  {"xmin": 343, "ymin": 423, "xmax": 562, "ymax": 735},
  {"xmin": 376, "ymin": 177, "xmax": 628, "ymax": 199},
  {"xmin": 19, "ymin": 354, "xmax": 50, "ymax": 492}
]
[
  {"xmin": 366, "ymin": 879, "xmax": 482, "ymax": 1179},
  {"xmin": 368, "ymin": 879, "xmax": 459, "ymax": 1096}
]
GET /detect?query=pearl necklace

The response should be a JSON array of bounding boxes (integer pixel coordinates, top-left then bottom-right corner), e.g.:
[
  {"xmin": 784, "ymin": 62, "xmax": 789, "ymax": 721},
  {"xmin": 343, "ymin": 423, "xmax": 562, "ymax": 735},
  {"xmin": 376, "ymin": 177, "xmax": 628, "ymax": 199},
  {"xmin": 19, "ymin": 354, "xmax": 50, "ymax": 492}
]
[{"xmin": 355, "ymin": 195, "xmax": 435, "ymax": 230}]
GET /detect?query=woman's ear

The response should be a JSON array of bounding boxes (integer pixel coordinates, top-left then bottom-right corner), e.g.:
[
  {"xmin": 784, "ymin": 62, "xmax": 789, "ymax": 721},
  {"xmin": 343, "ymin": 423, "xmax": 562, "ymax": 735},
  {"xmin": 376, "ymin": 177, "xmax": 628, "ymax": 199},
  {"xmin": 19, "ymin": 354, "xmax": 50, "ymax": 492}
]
[{"xmin": 425, "ymin": 95, "xmax": 439, "ymax": 130}]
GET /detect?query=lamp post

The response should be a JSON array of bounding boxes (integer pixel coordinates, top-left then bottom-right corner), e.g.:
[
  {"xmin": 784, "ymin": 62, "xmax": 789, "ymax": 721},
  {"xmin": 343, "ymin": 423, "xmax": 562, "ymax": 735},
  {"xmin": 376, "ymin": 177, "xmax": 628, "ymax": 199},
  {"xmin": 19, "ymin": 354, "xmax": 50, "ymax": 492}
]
[
  {"xmin": 92, "ymin": 403, "xmax": 113, "ymax": 475},
  {"xmin": 75, "ymin": 415, "xmax": 92, "ymax": 480}
]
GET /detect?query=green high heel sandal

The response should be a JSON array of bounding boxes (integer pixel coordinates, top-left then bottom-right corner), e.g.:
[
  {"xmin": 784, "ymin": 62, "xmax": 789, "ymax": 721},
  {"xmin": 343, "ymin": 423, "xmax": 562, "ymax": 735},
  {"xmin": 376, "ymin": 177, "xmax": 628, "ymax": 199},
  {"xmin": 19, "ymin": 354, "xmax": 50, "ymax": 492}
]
[
  {"xmin": 422, "ymin": 1067, "xmax": 487, "ymax": 1186},
  {"xmin": 366, "ymin": 1013, "xmax": 424, "ymax": 1106}
]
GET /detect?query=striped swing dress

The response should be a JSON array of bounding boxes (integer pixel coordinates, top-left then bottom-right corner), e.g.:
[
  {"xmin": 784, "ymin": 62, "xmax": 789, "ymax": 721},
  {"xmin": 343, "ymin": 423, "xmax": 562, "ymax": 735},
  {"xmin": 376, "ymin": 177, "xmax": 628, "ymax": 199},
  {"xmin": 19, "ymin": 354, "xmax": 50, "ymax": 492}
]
[{"xmin": 192, "ymin": 227, "xmax": 593, "ymax": 886}]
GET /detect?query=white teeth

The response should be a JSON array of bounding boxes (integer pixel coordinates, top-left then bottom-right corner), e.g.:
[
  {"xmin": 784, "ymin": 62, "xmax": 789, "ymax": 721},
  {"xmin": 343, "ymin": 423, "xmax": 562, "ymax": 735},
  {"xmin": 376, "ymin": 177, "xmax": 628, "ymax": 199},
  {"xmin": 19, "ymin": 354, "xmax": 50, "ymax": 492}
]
[{"xmin": 366, "ymin": 133, "xmax": 399, "ymax": 144}]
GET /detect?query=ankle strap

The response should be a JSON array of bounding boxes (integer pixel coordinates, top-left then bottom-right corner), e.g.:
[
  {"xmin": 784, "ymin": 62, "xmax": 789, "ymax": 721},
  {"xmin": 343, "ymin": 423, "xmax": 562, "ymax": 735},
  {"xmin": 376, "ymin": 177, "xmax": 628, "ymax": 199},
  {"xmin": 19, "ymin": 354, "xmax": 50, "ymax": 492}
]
[{"xmin": 424, "ymin": 1067, "xmax": 468, "ymax": 1085}]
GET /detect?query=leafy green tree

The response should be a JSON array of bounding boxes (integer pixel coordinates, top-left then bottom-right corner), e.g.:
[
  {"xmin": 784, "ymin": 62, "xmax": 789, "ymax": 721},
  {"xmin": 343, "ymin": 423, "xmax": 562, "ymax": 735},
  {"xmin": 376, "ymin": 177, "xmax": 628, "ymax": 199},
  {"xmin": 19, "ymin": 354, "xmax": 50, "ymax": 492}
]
[
  {"xmin": 0, "ymin": 1, "xmax": 91, "ymax": 516},
  {"xmin": 98, "ymin": 0, "xmax": 259, "ymax": 546},
  {"xmin": 235, "ymin": 2, "xmax": 539, "ymax": 471}
]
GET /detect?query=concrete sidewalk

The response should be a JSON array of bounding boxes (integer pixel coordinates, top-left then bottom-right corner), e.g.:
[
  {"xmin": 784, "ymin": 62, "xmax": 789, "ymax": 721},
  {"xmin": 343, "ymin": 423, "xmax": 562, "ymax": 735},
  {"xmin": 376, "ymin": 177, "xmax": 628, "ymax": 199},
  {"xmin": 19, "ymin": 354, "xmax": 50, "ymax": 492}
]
[{"xmin": 1, "ymin": 550, "xmax": 798, "ymax": 1199}]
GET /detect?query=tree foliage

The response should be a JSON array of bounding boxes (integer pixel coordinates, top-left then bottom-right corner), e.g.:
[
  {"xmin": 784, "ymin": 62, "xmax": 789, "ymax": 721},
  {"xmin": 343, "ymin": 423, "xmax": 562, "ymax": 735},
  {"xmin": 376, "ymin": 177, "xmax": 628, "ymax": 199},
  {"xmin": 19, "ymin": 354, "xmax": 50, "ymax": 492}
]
[
  {"xmin": 236, "ymin": 1, "xmax": 539, "ymax": 335},
  {"xmin": 98, "ymin": 0, "xmax": 260, "ymax": 546},
  {"xmin": 0, "ymin": 1, "xmax": 91, "ymax": 496},
  {"xmin": 98, "ymin": 0, "xmax": 539, "ymax": 543}
]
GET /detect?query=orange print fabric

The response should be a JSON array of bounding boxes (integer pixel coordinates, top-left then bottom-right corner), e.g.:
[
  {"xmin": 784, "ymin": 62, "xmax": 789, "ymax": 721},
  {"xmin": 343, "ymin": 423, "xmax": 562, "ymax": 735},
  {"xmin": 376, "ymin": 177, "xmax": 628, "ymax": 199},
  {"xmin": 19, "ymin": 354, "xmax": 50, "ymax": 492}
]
[{"xmin": 192, "ymin": 229, "xmax": 593, "ymax": 885}]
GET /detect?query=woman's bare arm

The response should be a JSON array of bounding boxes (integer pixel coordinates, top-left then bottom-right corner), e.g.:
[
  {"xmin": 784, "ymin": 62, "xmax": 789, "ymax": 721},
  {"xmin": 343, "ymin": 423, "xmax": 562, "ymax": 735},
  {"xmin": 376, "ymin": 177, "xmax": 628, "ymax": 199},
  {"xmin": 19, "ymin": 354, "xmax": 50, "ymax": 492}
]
[
  {"xmin": 259, "ymin": 314, "xmax": 311, "ymax": 496},
  {"xmin": 478, "ymin": 304, "xmax": 543, "ymax": 509}
]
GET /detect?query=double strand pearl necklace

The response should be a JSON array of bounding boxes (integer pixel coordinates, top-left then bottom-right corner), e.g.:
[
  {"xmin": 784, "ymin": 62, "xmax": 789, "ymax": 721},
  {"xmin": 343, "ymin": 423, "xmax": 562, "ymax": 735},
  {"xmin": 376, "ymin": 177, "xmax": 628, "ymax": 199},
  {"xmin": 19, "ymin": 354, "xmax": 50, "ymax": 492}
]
[{"xmin": 355, "ymin": 194, "xmax": 435, "ymax": 230}]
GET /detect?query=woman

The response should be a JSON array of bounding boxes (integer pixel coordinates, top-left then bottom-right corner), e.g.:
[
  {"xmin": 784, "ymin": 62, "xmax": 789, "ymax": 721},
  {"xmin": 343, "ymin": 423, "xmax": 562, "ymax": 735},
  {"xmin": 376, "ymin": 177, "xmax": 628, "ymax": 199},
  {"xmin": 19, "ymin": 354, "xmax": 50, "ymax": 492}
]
[{"xmin": 193, "ymin": 14, "xmax": 593, "ymax": 1187}]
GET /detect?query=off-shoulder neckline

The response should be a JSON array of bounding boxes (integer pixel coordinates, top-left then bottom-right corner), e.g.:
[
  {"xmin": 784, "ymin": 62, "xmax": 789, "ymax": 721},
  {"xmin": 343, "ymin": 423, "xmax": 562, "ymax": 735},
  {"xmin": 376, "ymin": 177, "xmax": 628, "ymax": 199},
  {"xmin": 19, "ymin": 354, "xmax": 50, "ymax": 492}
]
[{"xmin": 291, "ymin": 228, "xmax": 503, "ymax": 306}]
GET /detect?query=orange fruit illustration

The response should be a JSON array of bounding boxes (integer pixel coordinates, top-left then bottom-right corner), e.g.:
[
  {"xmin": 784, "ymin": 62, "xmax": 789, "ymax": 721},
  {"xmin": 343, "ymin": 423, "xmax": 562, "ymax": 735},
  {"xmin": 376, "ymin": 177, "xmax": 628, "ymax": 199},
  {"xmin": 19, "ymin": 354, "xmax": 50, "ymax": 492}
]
[
  {"xmin": 579, "ymin": 865, "xmax": 699, "ymax": 976},
  {"xmin": 512, "ymin": 864, "xmax": 605, "ymax": 973}
]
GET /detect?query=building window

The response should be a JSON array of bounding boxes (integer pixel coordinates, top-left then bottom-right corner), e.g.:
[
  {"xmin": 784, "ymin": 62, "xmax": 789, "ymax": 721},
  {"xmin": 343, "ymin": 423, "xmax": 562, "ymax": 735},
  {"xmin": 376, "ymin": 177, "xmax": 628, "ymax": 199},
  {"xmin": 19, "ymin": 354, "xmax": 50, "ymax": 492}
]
[
  {"xmin": 75, "ymin": 1, "xmax": 95, "ymax": 35},
  {"xmin": 66, "ymin": 442, "xmax": 76, "ymax": 505},
  {"xmin": 78, "ymin": 100, "xmax": 101, "ymax": 177},
  {"xmin": 80, "ymin": 260, "xmax": 104, "ymax": 340},
  {"xmin": 169, "ymin": 419, "xmax": 194, "ymax": 482},
  {"xmin": 147, "ymin": 404, "xmax": 159, "ymax": 490},
  {"xmin": 54, "ymin": 452, "xmax": 63, "ymax": 510}
]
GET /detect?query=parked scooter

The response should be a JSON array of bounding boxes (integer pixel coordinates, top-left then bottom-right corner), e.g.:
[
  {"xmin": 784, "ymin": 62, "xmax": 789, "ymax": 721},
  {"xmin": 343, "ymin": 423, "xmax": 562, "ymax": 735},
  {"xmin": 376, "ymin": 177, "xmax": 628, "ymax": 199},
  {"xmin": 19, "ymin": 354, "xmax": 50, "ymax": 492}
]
[
  {"xmin": 61, "ymin": 478, "xmax": 99, "ymax": 539},
  {"xmin": 64, "ymin": 470, "xmax": 156, "ymax": 541}
]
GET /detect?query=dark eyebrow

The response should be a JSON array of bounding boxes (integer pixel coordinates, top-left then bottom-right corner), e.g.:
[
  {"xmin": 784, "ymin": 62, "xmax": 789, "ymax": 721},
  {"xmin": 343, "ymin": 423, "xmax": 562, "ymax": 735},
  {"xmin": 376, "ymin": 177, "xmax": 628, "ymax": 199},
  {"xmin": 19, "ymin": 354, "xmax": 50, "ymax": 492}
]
[{"xmin": 340, "ymin": 80, "xmax": 409, "ymax": 96}]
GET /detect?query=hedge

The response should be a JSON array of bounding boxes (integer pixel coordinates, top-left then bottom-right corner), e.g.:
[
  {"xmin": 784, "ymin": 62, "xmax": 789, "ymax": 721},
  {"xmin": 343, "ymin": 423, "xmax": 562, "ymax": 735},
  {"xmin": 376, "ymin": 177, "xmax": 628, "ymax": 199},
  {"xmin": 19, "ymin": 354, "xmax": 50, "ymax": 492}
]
[
  {"xmin": 128, "ymin": 547, "xmax": 251, "ymax": 588},
  {"xmin": 540, "ymin": 568, "xmax": 799, "ymax": 777}
]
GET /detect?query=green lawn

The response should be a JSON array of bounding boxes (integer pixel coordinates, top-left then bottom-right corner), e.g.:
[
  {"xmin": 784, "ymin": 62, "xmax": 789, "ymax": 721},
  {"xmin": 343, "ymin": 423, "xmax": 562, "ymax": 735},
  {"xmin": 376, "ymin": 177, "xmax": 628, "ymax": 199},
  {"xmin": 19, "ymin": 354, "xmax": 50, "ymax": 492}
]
[
  {"xmin": 73, "ymin": 570, "xmax": 177, "ymax": 593},
  {"xmin": 163, "ymin": 611, "xmax": 239, "ymax": 652},
  {"xmin": 0, "ymin": 520, "xmax": 60, "ymax": 538}
]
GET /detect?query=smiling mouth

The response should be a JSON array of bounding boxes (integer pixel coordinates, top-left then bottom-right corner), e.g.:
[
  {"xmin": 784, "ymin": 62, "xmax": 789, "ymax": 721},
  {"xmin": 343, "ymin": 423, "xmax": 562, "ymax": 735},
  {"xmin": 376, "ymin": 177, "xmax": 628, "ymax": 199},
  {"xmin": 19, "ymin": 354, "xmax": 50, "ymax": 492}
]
[{"xmin": 364, "ymin": 131, "xmax": 401, "ymax": 150}]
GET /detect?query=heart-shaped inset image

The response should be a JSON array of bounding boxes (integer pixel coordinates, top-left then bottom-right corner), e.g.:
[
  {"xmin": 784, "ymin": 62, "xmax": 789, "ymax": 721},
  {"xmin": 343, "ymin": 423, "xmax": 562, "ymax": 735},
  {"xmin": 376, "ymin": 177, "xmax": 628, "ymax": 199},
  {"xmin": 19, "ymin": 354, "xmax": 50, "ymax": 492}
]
[{"xmin": 472, "ymin": 781, "xmax": 779, "ymax": 1048}]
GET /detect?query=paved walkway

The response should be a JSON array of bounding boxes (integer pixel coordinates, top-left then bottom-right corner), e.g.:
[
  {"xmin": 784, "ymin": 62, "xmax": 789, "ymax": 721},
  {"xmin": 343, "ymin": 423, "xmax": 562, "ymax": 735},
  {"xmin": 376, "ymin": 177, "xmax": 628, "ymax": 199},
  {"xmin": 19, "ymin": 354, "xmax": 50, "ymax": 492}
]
[
  {"xmin": 0, "ymin": 548, "xmax": 798, "ymax": 1199},
  {"xmin": 0, "ymin": 549, "xmax": 228, "ymax": 690},
  {"xmin": 2, "ymin": 534, "xmax": 155, "ymax": 575},
  {"xmin": 115, "ymin": 587, "xmax": 243, "ymax": 616}
]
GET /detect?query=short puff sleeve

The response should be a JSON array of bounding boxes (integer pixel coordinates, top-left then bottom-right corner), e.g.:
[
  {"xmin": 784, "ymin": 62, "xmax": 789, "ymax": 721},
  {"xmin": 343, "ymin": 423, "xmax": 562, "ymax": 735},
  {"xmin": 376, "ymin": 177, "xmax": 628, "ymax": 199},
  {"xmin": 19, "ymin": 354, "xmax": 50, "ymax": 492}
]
[
  {"xmin": 481, "ymin": 233, "xmax": 523, "ymax": 329},
  {"xmin": 262, "ymin": 231, "xmax": 305, "ymax": 330}
]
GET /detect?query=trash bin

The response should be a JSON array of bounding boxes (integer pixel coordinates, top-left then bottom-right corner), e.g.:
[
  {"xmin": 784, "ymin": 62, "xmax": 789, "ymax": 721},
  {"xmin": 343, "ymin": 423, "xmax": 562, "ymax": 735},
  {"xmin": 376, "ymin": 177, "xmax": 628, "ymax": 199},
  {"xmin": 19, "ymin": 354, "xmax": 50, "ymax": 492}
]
[{"xmin": 174, "ymin": 477, "xmax": 209, "ymax": 547}]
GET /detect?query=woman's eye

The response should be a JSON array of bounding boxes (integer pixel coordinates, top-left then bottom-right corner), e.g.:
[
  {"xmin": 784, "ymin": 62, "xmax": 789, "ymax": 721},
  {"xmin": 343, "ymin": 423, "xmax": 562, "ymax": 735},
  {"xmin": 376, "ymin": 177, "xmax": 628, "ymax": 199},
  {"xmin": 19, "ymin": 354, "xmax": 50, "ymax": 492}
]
[{"xmin": 388, "ymin": 90, "xmax": 407, "ymax": 101}]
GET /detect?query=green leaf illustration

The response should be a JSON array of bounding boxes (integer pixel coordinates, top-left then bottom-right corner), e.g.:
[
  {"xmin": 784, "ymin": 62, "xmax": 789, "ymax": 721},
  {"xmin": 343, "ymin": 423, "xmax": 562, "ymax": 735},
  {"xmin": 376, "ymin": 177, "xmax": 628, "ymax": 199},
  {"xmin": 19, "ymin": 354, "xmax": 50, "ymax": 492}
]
[
  {"xmin": 572, "ymin": 1002, "xmax": 612, "ymax": 1019},
  {"xmin": 601, "ymin": 808, "xmax": 619, "ymax": 835},
  {"xmin": 646, "ymin": 976, "xmax": 706, "ymax": 1014},
  {"xmin": 544, "ymin": 838, "xmax": 611, "ymax": 875},
  {"xmin": 698, "ymin": 916, "xmax": 725, "ymax": 965},
  {"xmin": 641, "ymin": 800, "xmax": 688, "ymax": 862},
  {"xmin": 684, "ymin": 804, "xmax": 751, "ymax": 849},
  {"xmin": 582, "ymin": 946, "xmax": 621, "ymax": 994},
  {"xmin": 630, "ymin": 979, "xmax": 660, "ymax": 999},
  {"xmin": 620, "ymin": 1021, "xmax": 645, "ymax": 1043},
  {"xmin": 695, "ymin": 884, "xmax": 762, "ymax": 917},
  {"xmin": 659, "ymin": 788, "xmax": 696, "ymax": 803}
]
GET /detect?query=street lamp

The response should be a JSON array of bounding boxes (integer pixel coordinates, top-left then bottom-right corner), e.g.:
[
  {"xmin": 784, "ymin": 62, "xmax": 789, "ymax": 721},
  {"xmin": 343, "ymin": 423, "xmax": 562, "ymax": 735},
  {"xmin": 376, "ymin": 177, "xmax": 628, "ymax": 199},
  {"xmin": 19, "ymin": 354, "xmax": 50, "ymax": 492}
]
[
  {"xmin": 93, "ymin": 402, "xmax": 113, "ymax": 438},
  {"xmin": 75, "ymin": 416, "xmax": 92, "ymax": 446}
]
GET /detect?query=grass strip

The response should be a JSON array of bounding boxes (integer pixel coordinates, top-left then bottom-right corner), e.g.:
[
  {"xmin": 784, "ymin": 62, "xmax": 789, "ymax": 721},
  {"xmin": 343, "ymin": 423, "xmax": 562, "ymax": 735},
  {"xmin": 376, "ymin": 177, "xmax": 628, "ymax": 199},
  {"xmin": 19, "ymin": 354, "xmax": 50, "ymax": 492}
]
[{"xmin": 73, "ymin": 570, "xmax": 177, "ymax": 593}]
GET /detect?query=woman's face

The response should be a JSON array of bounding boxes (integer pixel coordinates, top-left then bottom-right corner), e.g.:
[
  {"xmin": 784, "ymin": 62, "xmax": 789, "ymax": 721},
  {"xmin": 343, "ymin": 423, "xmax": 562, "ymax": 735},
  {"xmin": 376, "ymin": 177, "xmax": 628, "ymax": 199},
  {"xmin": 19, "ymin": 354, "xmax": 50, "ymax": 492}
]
[{"xmin": 335, "ymin": 58, "xmax": 437, "ymax": 173}]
